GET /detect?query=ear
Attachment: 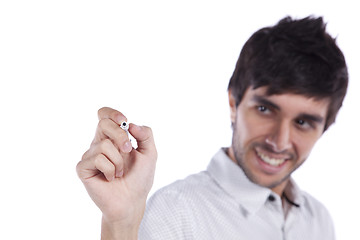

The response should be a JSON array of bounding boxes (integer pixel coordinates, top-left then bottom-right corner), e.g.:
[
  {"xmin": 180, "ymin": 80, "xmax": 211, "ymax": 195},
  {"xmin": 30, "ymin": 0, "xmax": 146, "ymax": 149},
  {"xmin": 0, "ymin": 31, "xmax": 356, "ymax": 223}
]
[{"xmin": 228, "ymin": 90, "xmax": 237, "ymax": 124}]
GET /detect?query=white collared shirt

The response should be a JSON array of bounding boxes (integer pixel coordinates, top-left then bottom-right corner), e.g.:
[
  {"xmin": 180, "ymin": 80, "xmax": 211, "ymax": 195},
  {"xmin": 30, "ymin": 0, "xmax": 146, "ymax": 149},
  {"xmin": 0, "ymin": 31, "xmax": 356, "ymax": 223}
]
[{"xmin": 139, "ymin": 149, "xmax": 335, "ymax": 239}]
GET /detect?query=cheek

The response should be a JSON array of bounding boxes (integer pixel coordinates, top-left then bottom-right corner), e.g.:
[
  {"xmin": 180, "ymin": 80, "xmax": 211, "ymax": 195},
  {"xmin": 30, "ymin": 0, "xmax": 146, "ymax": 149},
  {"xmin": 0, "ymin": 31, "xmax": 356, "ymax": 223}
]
[
  {"xmin": 293, "ymin": 133, "xmax": 322, "ymax": 159},
  {"xmin": 235, "ymin": 112, "xmax": 273, "ymax": 144}
]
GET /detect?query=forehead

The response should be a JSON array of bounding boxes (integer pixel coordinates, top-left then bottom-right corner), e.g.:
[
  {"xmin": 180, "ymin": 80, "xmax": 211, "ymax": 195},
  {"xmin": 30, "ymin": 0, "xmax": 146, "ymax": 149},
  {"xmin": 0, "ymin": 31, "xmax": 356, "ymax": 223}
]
[{"xmin": 242, "ymin": 86, "xmax": 330, "ymax": 117}]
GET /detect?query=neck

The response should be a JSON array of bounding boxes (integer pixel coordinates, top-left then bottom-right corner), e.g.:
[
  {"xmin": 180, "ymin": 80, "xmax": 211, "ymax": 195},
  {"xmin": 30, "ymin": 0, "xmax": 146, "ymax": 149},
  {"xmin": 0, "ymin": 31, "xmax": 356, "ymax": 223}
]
[
  {"xmin": 226, "ymin": 146, "xmax": 289, "ymax": 197},
  {"xmin": 271, "ymin": 180, "xmax": 289, "ymax": 197}
]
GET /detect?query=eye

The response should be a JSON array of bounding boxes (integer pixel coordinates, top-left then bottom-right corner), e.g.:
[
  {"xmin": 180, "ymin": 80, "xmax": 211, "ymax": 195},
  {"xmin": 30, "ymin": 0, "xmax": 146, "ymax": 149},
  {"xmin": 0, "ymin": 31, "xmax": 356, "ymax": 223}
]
[
  {"xmin": 295, "ymin": 119, "xmax": 312, "ymax": 130},
  {"xmin": 257, "ymin": 105, "xmax": 272, "ymax": 115},
  {"xmin": 257, "ymin": 105, "xmax": 268, "ymax": 112},
  {"xmin": 297, "ymin": 119, "xmax": 305, "ymax": 125}
]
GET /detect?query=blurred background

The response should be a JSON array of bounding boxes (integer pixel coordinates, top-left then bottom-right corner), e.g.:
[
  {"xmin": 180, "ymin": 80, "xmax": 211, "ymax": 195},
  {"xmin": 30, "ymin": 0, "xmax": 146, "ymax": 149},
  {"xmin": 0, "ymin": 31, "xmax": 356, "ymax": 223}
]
[{"xmin": 1, "ymin": 0, "xmax": 359, "ymax": 239}]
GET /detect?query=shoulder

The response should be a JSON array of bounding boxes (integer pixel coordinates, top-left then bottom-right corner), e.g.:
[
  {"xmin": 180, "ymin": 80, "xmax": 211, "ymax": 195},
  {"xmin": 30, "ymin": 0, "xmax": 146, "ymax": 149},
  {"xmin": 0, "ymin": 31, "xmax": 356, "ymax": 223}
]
[
  {"xmin": 147, "ymin": 170, "xmax": 220, "ymax": 208},
  {"xmin": 300, "ymin": 191, "xmax": 335, "ymax": 232},
  {"xmin": 288, "ymin": 179, "xmax": 334, "ymax": 224},
  {"xmin": 139, "ymin": 171, "xmax": 223, "ymax": 239},
  {"xmin": 301, "ymin": 191, "xmax": 332, "ymax": 217}
]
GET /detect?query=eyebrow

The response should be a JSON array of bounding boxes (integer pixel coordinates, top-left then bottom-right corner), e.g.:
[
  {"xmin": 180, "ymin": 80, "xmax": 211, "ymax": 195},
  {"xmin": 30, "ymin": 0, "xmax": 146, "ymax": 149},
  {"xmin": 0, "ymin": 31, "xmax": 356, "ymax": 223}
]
[
  {"xmin": 252, "ymin": 95, "xmax": 325, "ymax": 124},
  {"xmin": 252, "ymin": 95, "xmax": 280, "ymax": 110},
  {"xmin": 297, "ymin": 113, "xmax": 324, "ymax": 124}
]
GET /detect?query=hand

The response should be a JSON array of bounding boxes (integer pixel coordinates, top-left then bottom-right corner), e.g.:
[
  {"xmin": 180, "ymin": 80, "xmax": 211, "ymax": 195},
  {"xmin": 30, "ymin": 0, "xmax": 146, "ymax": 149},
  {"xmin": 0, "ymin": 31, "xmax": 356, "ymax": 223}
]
[{"xmin": 76, "ymin": 107, "xmax": 157, "ymax": 238}]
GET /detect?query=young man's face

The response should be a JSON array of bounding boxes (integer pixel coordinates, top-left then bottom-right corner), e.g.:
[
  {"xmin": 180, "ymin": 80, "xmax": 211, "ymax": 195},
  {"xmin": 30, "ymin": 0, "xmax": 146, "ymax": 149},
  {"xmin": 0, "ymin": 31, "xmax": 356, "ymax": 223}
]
[{"xmin": 229, "ymin": 86, "xmax": 330, "ymax": 194}]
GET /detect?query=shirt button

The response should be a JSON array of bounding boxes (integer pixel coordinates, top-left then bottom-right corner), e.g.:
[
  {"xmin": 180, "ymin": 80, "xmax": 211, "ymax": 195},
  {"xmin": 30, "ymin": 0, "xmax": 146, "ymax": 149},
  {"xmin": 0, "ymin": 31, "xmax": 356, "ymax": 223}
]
[{"xmin": 268, "ymin": 195, "xmax": 276, "ymax": 202}]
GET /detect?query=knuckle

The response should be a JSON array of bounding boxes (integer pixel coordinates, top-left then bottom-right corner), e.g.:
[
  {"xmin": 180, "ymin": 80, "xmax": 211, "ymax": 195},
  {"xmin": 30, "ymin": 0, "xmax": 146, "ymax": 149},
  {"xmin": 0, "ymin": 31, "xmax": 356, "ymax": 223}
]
[
  {"xmin": 94, "ymin": 154, "xmax": 114, "ymax": 175},
  {"xmin": 97, "ymin": 108, "xmax": 104, "ymax": 120},
  {"xmin": 81, "ymin": 149, "xmax": 90, "ymax": 161},
  {"xmin": 97, "ymin": 107, "xmax": 109, "ymax": 119},
  {"xmin": 97, "ymin": 107, "xmax": 104, "ymax": 116},
  {"xmin": 97, "ymin": 118, "xmax": 111, "ymax": 130},
  {"xmin": 99, "ymin": 139, "xmax": 113, "ymax": 151},
  {"xmin": 75, "ymin": 160, "xmax": 83, "ymax": 174},
  {"xmin": 94, "ymin": 153, "xmax": 106, "ymax": 165},
  {"xmin": 93, "ymin": 154, "xmax": 108, "ymax": 171},
  {"xmin": 93, "ymin": 154, "xmax": 102, "ymax": 166},
  {"xmin": 143, "ymin": 125, "xmax": 153, "ymax": 135}
]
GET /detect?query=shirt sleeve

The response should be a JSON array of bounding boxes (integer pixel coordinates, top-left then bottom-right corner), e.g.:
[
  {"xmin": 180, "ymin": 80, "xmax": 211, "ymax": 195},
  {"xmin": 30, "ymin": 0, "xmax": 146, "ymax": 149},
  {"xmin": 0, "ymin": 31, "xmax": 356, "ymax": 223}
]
[{"xmin": 138, "ymin": 188, "xmax": 196, "ymax": 240}]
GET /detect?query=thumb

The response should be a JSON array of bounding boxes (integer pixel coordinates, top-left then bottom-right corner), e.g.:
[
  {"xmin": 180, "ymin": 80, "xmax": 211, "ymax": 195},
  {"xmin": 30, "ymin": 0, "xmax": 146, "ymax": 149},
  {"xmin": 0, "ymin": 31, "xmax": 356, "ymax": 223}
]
[{"xmin": 129, "ymin": 123, "xmax": 157, "ymax": 156}]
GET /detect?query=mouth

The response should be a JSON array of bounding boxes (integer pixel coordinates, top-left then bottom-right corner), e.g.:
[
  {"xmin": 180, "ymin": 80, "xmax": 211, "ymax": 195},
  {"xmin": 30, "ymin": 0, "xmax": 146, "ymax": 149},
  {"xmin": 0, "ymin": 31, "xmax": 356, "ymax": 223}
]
[{"xmin": 255, "ymin": 149, "xmax": 288, "ymax": 167}]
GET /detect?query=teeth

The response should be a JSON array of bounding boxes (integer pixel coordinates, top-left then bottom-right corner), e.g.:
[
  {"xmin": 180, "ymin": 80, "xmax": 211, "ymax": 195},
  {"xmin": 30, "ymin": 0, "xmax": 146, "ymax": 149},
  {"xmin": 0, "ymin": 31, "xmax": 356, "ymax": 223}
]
[{"xmin": 257, "ymin": 151, "xmax": 286, "ymax": 166}]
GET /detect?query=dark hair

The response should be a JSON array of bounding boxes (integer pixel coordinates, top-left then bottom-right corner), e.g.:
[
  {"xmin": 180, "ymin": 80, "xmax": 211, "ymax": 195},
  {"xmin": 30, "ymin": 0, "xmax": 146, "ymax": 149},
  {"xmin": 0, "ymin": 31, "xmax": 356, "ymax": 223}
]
[{"xmin": 227, "ymin": 16, "xmax": 348, "ymax": 131}]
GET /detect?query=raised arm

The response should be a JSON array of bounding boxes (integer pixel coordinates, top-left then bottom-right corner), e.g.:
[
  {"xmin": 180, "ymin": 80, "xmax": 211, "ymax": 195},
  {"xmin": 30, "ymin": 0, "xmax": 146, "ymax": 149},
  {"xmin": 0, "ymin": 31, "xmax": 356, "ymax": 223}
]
[{"xmin": 76, "ymin": 107, "xmax": 157, "ymax": 239}]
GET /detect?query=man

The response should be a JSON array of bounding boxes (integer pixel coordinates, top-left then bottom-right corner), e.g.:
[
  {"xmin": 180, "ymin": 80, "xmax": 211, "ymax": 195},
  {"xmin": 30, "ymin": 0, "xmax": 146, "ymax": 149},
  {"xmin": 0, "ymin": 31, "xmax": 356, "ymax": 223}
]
[{"xmin": 77, "ymin": 16, "xmax": 348, "ymax": 239}]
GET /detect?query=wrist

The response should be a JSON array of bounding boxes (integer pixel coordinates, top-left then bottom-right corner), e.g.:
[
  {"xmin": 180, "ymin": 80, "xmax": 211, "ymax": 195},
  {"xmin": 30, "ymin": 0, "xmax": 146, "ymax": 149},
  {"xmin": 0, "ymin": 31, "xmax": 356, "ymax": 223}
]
[
  {"xmin": 100, "ymin": 201, "xmax": 146, "ymax": 240},
  {"xmin": 101, "ymin": 215, "xmax": 140, "ymax": 240}
]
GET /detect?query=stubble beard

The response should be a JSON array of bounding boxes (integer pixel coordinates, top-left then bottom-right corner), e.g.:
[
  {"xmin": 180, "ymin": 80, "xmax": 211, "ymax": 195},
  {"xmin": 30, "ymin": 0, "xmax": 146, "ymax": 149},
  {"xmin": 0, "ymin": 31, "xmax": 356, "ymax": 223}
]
[{"xmin": 231, "ymin": 127, "xmax": 303, "ymax": 190}]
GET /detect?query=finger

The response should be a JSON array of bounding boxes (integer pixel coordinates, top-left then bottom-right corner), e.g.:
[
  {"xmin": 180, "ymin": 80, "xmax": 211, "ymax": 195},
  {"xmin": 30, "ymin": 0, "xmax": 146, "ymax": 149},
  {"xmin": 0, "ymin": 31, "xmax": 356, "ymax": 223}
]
[
  {"xmin": 94, "ymin": 139, "xmax": 124, "ymax": 178},
  {"xmin": 77, "ymin": 152, "xmax": 116, "ymax": 182},
  {"xmin": 95, "ymin": 118, "xmax": 132, "ymax": 153},
  {"xmin": 94, "ymin": 154, "xmax": 116, "ymax": 181},
  {"xmin": 98, "ymin": 107, "xmax": 127, "ymax": 125},
  {"xmin": 129, "ymin": 124, "xmax": 156, "ymax": 156}
]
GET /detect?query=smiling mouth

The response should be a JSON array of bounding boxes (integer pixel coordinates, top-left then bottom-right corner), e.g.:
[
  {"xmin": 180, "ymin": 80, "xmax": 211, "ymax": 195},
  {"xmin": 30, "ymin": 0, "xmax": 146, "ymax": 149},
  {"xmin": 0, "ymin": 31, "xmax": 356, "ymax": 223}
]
[{"xmin": 256, "ymin": 150, "xmax": 288, "ymax": 167}]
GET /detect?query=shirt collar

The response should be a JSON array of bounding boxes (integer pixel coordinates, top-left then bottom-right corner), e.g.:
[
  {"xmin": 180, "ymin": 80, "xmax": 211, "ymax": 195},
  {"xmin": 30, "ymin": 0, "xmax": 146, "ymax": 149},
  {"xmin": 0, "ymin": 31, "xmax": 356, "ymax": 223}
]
[
  {"xmin": 283, "ymin": 177, "xmax": 304, "ymax": 207},
  {"xmin": 207, "ymin": 148, "xmax": 303, "ymax": 215}
]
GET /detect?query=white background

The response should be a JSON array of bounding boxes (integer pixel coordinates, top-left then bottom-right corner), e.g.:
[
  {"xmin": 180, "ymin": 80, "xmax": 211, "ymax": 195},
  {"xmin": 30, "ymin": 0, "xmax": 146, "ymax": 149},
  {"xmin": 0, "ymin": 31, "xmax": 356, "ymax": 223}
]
[{"xmin": 1, "ymin": 1, "xmax": 359, "ymax": 239}]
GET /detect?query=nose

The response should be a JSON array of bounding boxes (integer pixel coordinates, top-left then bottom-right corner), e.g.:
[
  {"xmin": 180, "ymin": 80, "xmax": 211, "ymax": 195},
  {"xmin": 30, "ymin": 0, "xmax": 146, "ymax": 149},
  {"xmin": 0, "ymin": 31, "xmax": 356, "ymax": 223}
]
[{"xmin": 265, "ymin": 120, "xmax": 292, "ymax": 153}]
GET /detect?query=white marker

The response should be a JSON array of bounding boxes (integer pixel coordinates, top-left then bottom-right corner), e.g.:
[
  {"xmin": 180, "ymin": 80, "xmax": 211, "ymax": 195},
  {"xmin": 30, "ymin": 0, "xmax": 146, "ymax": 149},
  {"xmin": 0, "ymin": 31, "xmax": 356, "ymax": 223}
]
[
  {"xmin": 120, "ymin": 121, "xmax": 129, "ymax": 132},
  {"xmin": 120, "ymin": 121, "xmax": 136, "ymax": 147}
]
